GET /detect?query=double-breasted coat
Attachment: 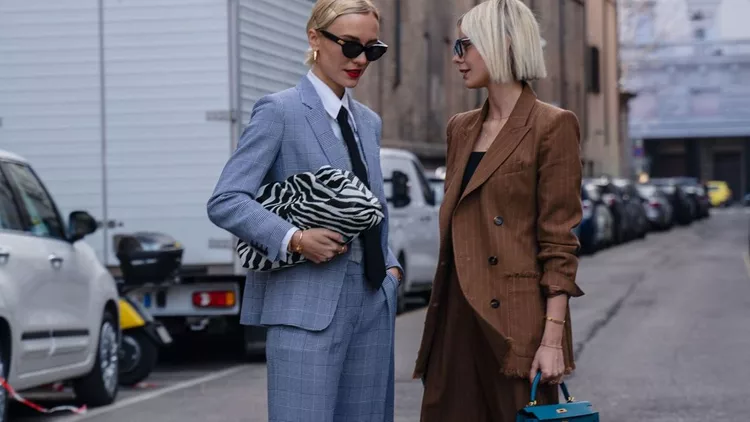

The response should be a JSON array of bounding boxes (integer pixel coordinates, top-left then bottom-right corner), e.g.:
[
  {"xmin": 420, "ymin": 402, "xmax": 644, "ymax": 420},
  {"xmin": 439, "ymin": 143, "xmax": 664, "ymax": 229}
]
[{"xmin": 413, "ymin": 84, "xmax": 585, "ymax": 380}]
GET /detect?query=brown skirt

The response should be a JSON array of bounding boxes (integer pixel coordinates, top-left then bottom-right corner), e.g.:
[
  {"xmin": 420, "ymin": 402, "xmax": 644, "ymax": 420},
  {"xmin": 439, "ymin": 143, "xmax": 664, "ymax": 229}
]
[{"xmin": 420, "ymin": 262, "xmax": 559, "ymax": 422}]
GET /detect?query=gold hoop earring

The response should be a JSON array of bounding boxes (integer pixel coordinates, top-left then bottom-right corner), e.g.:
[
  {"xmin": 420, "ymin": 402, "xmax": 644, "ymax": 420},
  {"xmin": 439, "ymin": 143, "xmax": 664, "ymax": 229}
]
[{"xmin": 313, "ymin": 50, "xmax": 318, "ymax": 61}]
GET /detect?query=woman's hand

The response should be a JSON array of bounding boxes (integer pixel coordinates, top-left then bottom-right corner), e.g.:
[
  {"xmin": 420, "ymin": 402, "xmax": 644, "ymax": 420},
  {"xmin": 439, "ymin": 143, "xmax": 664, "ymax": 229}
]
[
  {"xmin": 290, "ymin": 229, "xmax": 347, "ymax": 264},
  {"xmin": 529, "ymin": 342, "xmax": 565, "ymax": 385}
]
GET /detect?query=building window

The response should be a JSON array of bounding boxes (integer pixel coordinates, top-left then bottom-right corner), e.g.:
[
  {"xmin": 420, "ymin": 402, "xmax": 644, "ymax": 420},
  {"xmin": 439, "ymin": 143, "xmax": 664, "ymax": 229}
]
[
  {"xmin": 587, "ymin": 46, "xmax": 600, "ymax": 94},
  {"xmin": 694, "ymin": 28, "xmax": 706, "ymax": 40},
  {"xmin": 393, "ymin": 0, "xmax": 402, "ymax": 88}
]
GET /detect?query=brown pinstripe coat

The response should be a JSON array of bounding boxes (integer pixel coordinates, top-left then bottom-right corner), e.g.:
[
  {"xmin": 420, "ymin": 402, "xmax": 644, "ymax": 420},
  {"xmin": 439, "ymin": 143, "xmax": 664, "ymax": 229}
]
[{"xmin": 413, "ymin": 84, "xmax": 585, "ymax": 379}]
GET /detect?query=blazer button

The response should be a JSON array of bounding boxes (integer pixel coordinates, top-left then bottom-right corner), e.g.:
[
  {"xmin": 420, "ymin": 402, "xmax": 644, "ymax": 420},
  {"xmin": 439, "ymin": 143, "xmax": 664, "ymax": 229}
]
[
  {"xmin": 490, "ymin": 299, "xmax": 500, "ymax": 309},
  {"xmin": 488, "ymin": 256, "xmax": 498, "ymax": 265},
  {"xmin": 494, "ymin": 216, "xmax": 504, "ymax": 226}
]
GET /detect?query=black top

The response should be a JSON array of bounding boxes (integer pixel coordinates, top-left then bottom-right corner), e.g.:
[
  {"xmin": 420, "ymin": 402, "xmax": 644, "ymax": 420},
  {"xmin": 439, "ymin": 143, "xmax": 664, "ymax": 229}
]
[{"xmin": 460, "ymin": 152, "xmax": 485, "ymax": 194}]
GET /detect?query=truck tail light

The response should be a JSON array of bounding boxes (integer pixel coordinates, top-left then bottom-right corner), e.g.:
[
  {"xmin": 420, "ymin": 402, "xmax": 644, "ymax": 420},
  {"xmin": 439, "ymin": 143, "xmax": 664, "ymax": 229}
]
[{"xmin": 192, "ymin": 291, "xmax": 236, "ymax": 308}]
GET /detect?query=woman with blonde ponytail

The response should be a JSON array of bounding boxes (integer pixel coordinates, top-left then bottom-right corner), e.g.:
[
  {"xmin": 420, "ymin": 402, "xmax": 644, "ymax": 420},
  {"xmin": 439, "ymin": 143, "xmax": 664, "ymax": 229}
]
[{"xmin": 208, "ymin": 0, "xmax": 402, "ymax": 421}]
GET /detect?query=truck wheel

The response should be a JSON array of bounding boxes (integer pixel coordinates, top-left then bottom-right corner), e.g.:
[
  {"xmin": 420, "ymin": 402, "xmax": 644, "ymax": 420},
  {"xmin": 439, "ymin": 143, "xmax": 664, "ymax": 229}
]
[
  {"xmin": 118, "ymin": 330, "xmax": 158, "ymax": 387},
  {"xmin": 73, "ymin": 311, "xmax": 119, "ymax": 407},
  {"xmin": 0, "ymin": 337, "xmax": 8, "ymax": 422}
]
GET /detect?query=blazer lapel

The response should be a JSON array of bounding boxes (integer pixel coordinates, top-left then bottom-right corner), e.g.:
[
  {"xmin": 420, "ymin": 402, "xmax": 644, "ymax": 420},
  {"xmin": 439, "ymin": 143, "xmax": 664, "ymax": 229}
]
[
  {"xmin": 297, "ymin": 77, "xmax": 350, "ymax": 171},
  {"xmin": 439, "ymin": 105, "xmax": 485, "ymax": 227},
  {"xmin": 459, "ymin": 84, "xmax": 536, "ymax": 202}
]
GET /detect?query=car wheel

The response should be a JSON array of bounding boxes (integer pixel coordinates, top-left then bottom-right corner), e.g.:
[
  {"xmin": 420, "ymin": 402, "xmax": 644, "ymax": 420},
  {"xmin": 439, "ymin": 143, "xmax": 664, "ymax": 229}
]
[
  {"xmin": 0, "ymin": 338, "xmax": 8, "ymax": 422},
  {"xmin": 73, "ymin": 311, "xmax": 119, "ymax": 407},
  {"xmin": 118, "ymin": 330, "xmax": 158, "ymax": 387}
]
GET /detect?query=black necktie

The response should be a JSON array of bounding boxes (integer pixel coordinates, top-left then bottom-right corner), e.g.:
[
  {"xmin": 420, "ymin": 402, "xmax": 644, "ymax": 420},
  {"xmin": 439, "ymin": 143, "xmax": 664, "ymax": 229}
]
[{"xmin": 336, "ymin": 107, "xmax": 386, "ymax": 289}]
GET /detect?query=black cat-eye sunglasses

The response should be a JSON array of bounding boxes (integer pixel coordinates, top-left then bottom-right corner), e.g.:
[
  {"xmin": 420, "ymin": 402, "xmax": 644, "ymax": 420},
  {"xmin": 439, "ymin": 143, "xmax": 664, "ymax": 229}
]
[
  {"xmin": 453, "ymin": 37, "xmax": 472, "ymax": 58},
  {"xmin": 319, "ymin": 29, "xmax": 388, "ymax": 62}
]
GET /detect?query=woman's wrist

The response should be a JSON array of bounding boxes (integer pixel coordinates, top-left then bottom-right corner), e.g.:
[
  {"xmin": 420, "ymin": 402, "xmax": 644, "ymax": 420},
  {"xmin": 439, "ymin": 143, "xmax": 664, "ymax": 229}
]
[
  {"xmin": 288, "ymin": 229, "xmax": 304, "ymax": 253},
  {"xmin": 541, "ymin": 324, "xmax": 564, "ymax": 345}
]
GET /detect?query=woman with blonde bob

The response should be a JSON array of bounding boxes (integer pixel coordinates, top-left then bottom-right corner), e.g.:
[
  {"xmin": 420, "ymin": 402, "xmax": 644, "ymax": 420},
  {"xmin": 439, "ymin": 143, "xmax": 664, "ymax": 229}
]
[
  {"xmin": 207, "ymin": 0, "xmax": 403, "ymax": 421},
  {"xmin": 413, "ymin": 0, "xmax": 585, "ymax": 420}
]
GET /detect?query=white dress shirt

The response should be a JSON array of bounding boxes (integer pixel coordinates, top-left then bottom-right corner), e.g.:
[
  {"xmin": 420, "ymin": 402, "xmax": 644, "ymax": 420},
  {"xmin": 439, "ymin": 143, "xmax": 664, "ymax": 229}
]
[{"xmin": 278, "ymin": 70, "xmax": 367, "ymax": 260}]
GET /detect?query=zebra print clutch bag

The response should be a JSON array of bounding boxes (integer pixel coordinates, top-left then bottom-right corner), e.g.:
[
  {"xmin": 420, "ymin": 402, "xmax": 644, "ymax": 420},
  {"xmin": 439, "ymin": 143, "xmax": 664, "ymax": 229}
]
[{"xmin": 236, "ymin": 165, "xmax": 385, "ymax": 271}]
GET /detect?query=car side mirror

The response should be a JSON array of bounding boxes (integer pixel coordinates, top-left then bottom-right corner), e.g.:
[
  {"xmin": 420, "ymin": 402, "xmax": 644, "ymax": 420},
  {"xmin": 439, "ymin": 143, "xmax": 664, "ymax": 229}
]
[
  {"xmin": 69, "ymin": 211, "xmax": 98, "ymax": 242},
  {"xmin": 391, "ymin": 170, "xmax": 411, "ymax": 208}
]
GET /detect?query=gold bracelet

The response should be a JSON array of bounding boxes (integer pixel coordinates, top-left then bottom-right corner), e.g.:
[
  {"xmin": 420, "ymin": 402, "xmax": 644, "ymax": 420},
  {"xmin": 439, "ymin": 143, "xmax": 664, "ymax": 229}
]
[
  {"xmin": 294, "ymin": 231, "xmax": 304, "ymax": 253},
  {"xmin": 545, "ymin": 316, "xmax": 566, "ymax": 325},
  {"xmin": 541, "ymin": 342, "xmax": 563, "ymax": 350}
]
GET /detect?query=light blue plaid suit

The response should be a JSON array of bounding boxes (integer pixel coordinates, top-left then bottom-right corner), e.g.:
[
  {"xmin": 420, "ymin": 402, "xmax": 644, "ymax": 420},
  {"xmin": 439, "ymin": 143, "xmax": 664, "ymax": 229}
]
[{"xmin": 207, "ymin": 76, "xmax": 400, "ymax": 422}]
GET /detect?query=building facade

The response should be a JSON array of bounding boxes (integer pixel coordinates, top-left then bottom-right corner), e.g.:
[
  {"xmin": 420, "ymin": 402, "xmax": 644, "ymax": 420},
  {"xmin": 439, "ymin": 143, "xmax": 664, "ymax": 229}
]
[
  {"xmin": 584, "ymin": 0, "xmax": 624, "ymax": 178},
  {"xmin": 621, "ymin": 0, "xmax": 750, "ymax": 199},
  {"xmin": 355, "ymin": 0, "xmax": 601, "ymax": 170}
]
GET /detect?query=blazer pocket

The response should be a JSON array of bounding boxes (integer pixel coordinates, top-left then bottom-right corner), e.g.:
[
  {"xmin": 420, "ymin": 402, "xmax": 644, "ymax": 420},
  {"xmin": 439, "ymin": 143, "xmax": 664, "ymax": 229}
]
[
  {"xmin": 496, "ymin": 159, "xmax": 531, "ymax": 175},
  {"xmin": 505, "ymin": 272, "xmax": 545, "ymax": 358}
]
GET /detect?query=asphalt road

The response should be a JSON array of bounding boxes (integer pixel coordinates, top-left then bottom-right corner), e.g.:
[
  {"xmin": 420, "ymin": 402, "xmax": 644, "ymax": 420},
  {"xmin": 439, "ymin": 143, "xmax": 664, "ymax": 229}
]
[{"xmin": 9, "ymin": 208, "xmax": 750, "ymax": 421}]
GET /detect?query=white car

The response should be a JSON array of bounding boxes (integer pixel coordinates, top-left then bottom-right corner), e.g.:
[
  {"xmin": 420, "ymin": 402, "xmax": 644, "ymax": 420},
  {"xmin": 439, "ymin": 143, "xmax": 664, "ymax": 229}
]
[
  {"xmin": 381, "ymin": 148, "xmax": 440, "ymax": 312},
  {"xmin": 0, "ymin": 149, "xmax": 120, "ymax": 421}
]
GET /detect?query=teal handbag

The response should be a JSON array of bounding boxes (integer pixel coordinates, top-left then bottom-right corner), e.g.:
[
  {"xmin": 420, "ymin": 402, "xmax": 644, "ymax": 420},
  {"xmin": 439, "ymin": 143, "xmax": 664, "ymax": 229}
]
[{"xmin": 515, "ymin": 372, "xmax": 600, "ymax": 421}]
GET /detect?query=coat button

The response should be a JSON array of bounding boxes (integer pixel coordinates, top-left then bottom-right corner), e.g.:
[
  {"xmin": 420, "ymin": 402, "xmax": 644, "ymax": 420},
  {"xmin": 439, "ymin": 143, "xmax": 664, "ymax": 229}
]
[
  {"xmin": 490, "ymin": 299, "xmax": 500, "ymax": 309},
  {"xmin": 488, "ymin": 256, "xmax": 498, "ymax": 265},
  {"xmin": 494, "ymin": 216, "xmax": 504, "ymax": 226}
]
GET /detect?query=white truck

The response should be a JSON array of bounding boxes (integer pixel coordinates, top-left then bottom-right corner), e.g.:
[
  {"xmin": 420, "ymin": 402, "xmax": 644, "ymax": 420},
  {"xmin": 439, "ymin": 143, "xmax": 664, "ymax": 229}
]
[{"xmin": 0, "ymin": 0, "xmax": 439, "ymax": 357}]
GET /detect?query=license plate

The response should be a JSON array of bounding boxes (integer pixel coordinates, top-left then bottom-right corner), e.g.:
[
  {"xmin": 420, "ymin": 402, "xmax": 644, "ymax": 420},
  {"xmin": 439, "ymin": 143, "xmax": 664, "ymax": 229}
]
[{"xmin": 155, "ymin": 325, "xmax": 172, "ymax": 344}]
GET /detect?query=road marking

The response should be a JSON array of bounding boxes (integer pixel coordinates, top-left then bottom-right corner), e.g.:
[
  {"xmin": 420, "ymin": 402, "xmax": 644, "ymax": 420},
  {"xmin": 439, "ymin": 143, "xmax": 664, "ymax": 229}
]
[
  {"xmin": 744, "ymin": 253, "xmax": 750, "ymax": 281},
  {"xmin": 55, "ymin": 365, "xmax": 250, "ymax": 421}
]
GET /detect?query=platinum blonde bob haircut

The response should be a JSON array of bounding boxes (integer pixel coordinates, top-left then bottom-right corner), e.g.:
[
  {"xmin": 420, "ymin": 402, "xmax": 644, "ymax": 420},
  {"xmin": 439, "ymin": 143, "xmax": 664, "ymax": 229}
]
[
  {"xmin": 304, "ymin": 0, "xmax": 381, "ymax": 66},
  {"xmin": 459, "ymin": 0, "xmax": 547, "ymax": 83}
]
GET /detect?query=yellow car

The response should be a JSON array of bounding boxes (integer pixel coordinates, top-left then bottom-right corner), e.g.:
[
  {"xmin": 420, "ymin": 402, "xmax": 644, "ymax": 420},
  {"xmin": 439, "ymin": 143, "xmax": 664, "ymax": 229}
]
[{"xmin": 706, "ymin": 180, "xmax": 732, "ymax": 207}]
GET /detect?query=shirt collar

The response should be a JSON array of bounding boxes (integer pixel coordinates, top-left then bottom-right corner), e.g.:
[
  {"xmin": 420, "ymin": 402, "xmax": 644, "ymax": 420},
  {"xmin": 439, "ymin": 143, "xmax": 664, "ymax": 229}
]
[{"xmin": 306, "ymin": 70, "xmax": 357, "ymax": 132}]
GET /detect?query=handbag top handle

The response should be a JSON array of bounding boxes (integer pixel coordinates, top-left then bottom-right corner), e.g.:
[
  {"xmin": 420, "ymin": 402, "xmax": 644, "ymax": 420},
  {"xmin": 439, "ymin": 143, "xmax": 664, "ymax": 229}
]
[{"xmin": 528, "ymin": 372, "xmax": 575, "ymax": 406}]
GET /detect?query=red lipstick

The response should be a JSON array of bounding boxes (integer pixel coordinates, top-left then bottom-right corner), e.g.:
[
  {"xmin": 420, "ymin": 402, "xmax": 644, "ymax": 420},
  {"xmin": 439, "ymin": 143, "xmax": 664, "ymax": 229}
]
[{"xmin": 345, "ymin": 69, "xmax": 363, "ymax": 79}]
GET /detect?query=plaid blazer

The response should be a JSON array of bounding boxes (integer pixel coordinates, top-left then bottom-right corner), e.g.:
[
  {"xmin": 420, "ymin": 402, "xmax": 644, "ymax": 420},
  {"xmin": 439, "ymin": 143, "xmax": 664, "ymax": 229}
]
[{"xmin": 413, "ymin": 83, "xmax": 585, "ymax": 379}]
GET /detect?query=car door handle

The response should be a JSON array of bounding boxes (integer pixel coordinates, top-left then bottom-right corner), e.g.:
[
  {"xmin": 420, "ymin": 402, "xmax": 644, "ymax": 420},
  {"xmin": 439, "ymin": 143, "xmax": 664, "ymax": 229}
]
[
  {"xmin": 0, "ymin": 247, "xmax": 9, "ymax": 261},
  {"xmin": 420, "ymin": 216, "xmax": 431, "ymax": 222},
  {"xmin": 48, "ymin": 254, "xmax": 64, "ymax": 268}
]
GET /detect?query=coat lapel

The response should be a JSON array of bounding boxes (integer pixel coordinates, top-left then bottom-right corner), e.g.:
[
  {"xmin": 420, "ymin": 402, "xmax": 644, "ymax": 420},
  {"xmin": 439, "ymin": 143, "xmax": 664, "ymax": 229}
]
[
  {"xmin": 297, "ymin": 77, "xmax": 350, "ymax": 171},
  {"xmin": 438, "ymin": 105, "xmax": 485, "ymax": 231},
  {"xmin": 458, "ymin": 84, "xmax": 536, "ymax": 202}
]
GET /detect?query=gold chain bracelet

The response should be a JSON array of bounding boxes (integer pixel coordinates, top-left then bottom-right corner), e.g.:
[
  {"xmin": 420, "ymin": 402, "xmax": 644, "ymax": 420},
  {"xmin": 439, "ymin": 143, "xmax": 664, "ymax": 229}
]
[
  {"xmin": 294, "ymin": 230, "xmax": 304, "ymax": 253},
  {"xmin": 545, "ymin": 316, "xmax": 566, "ymax": 325}
]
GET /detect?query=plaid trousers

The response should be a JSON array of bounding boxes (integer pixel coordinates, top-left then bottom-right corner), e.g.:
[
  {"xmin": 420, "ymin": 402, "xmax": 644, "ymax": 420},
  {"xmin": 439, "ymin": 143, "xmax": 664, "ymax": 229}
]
[{"xmin": 265, "ymin": 259, "xmax": 397, "ymax": 422}]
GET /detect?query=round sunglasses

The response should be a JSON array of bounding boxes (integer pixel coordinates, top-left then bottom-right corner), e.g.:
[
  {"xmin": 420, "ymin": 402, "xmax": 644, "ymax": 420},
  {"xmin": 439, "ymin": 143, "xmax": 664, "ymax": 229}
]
[
  {"xmin": 319, "ymin": 30, "xmax": 388, "ymax": 62},
  {"xmin": 453, "ymin": 37, "xmax": 472, "ymax": 58}
]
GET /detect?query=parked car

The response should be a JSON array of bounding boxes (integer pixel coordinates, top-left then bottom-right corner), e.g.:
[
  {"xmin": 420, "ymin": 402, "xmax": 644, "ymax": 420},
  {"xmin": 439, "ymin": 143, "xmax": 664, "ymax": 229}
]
[
  {"xmin": 636, "ymin": 183, "xmax": 674, "ymax": 230},
  {"xmin": 706, "ymin": 180, "xmax": 732, "ymax": 207},
  {"xmin": 578, "ymin": 184, "xmax": 615, "ymax": 253},
  {"xmin": 586, "ymin": 178, "xmax": 631, "ymax": 244},
  {"xmin": 651, "ymin": 178, "xmax": 695, "ymax": 225},
  {"xmin": 612, "ymin": 178, "xmax": 650, "ymax": 239},
  {"xmin": 0, "ymin": 149, "xmax": 121, "ymax": 421},
  {"xmin": 428, "ymin": 176, "xmax": 445, "ymax": 205},
  {"xmin": 381, "ymin": 149, "xmax": 440, "ymax": 311},
  {"xmin": 675, "ymin": 177, "xmax": 711, "ymax": 219}
]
